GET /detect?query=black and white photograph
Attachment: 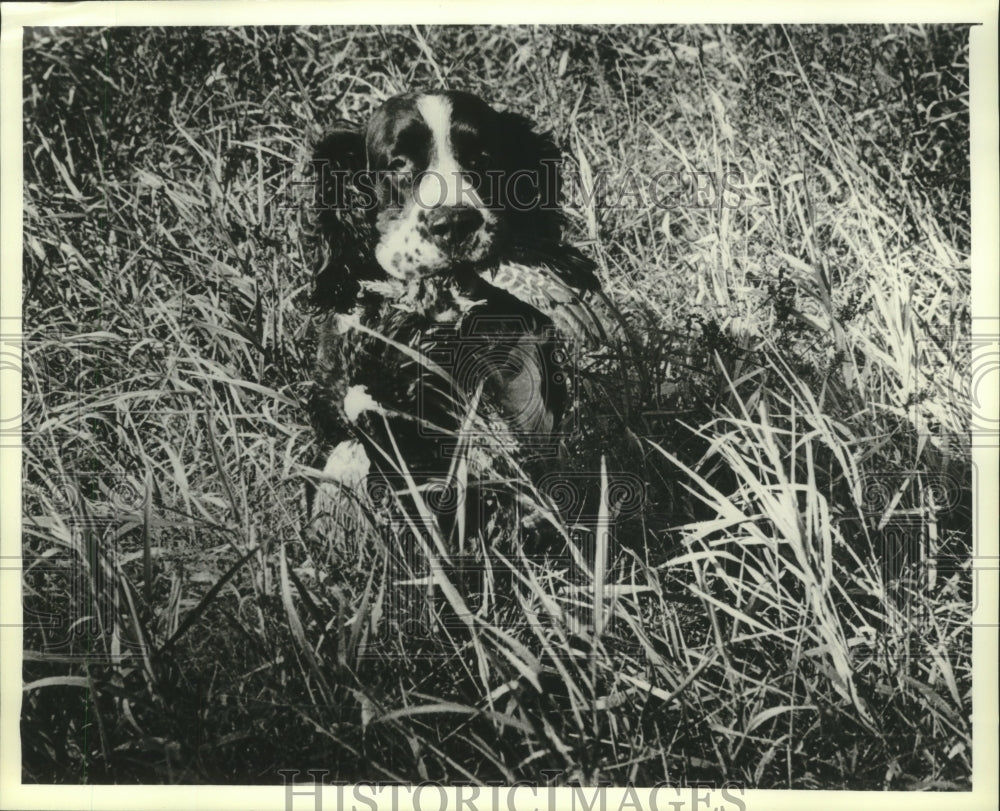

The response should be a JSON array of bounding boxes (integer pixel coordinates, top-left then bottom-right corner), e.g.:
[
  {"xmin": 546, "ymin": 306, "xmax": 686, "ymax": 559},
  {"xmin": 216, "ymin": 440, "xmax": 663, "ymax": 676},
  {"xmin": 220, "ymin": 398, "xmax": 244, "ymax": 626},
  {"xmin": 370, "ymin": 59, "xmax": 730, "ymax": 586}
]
[{"xmin": 1, "ymin": 1, "xmax": 997, "ymax": 808}]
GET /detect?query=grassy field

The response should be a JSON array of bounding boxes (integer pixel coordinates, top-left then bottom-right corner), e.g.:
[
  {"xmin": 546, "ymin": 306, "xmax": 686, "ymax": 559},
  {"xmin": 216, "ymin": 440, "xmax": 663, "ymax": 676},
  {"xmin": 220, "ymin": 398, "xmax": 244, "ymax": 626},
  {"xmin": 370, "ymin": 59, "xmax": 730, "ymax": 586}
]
[{"xmin": 20, "ymin": 24, "xmax": 973, "ymax": 787}]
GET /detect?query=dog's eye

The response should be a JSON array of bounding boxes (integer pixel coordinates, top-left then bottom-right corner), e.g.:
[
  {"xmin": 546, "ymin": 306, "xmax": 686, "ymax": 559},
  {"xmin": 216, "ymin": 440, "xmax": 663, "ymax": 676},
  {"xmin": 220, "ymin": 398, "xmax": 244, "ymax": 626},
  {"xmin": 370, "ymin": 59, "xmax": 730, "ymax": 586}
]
[
  {"xmin": 464, "ymin": 150, "xmax": 491, "ymax": 171},
  {"xmin": 387, "ymin": 157, "xmax": 410, "ymax": 172}
]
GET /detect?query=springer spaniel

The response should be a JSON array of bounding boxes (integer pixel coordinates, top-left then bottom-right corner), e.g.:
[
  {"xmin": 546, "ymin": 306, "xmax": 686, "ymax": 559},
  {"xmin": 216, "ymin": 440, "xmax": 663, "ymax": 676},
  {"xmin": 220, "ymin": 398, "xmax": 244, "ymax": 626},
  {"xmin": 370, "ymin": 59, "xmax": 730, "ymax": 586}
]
[{"xmin": 307, "ymin": 90, "xmax": 607, "ymax": 510}]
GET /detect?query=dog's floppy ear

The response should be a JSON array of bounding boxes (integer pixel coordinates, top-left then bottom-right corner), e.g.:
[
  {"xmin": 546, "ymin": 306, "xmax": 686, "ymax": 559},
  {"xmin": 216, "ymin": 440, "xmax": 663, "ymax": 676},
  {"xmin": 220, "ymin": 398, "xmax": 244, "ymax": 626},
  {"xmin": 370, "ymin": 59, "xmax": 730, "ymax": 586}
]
[
  {"xmin": 497, "ymin": 111, "xmax": 565, "ymax": 247},
  {"xmin": 309, "ymin": 122, "xmax": 379, "ymax": 312}
]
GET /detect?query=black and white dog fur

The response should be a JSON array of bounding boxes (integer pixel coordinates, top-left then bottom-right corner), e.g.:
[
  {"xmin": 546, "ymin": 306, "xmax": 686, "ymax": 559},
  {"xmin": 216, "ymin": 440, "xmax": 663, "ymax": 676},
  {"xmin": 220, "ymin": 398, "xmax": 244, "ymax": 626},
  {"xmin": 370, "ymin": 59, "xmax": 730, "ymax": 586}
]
[{"xmin": 307, "ymin": 90, "xmax": 607, "ymax": 520}]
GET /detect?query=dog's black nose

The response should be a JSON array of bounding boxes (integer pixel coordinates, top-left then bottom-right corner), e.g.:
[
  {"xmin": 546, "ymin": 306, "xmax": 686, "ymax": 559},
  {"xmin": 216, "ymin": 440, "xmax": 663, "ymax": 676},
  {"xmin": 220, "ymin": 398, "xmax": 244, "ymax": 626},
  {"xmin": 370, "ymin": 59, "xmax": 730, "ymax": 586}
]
[{"xmin": 426, "ymin": 207, "xmax": 484, "ymax": 246}]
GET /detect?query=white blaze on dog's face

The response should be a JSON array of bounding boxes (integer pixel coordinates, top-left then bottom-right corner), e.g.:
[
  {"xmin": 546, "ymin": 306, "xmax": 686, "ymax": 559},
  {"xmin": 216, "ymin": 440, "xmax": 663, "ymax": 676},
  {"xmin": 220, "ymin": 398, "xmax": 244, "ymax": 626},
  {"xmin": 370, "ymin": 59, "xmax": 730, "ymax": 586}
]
[{"xmin": 367, "ymin": 92, "xmax": 502, "ymax": 279}]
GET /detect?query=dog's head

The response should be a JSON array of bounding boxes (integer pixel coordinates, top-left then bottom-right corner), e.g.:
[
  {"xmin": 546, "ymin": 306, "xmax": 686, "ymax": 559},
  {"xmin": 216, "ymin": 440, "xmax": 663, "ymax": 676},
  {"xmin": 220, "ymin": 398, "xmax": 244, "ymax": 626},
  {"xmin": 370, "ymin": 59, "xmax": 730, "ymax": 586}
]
[{"xmin": 311, "ymin": 91, "xmax": 565, "ymax": 309}]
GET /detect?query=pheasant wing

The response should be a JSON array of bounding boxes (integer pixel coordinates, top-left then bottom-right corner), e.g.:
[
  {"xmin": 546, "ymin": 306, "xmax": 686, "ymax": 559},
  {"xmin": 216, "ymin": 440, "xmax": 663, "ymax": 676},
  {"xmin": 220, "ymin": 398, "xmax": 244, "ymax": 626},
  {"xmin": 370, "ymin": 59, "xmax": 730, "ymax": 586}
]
[{"xmin": 477, "ymin": 262, "xmax": 612, "ymax": 347}]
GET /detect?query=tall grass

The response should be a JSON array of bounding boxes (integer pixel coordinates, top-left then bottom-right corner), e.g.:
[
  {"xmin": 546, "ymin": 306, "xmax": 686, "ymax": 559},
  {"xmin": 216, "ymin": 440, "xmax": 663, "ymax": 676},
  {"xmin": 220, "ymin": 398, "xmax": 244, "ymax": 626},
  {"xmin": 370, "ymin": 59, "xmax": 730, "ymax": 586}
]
[{"xmin": 21, "ymin": 24, "xmax": 971, "ymax": 787}]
